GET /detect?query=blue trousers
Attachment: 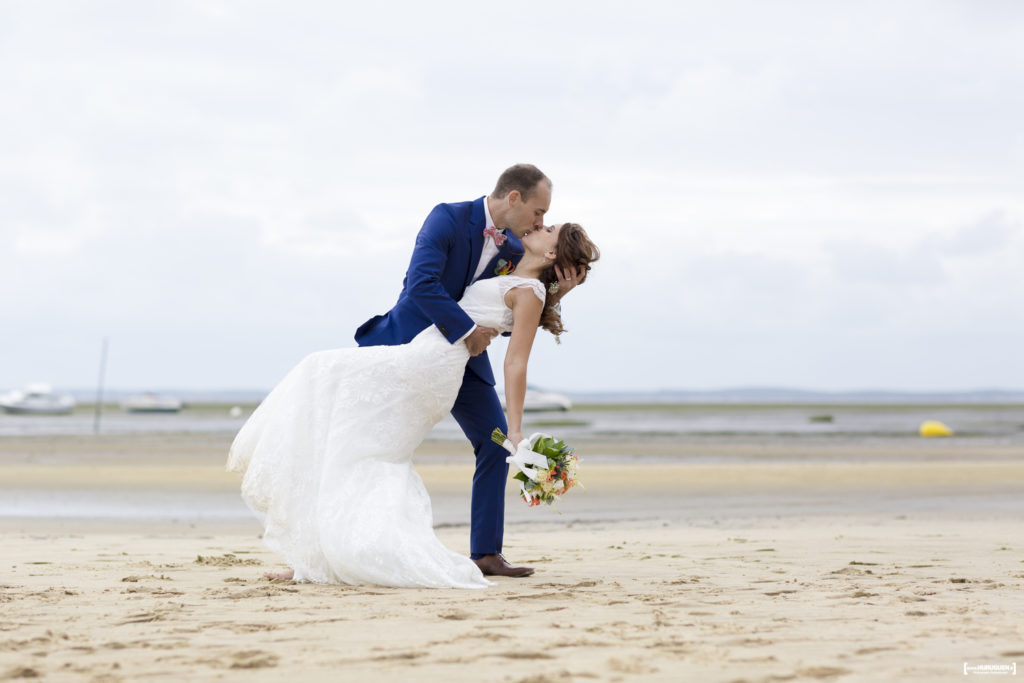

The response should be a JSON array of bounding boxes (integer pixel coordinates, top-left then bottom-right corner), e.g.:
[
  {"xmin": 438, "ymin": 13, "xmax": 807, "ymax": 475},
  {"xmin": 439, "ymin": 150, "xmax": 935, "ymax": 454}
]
[{"xmin": 450, "ymin": 368, "xmax": 508, "ymax": 558}]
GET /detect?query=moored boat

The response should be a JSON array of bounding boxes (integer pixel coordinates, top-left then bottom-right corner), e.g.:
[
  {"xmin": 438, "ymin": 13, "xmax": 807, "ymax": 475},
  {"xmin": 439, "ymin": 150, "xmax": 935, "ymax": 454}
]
[
  {"xmin": 499, "ymin": 385, "xmax": 572, "ymax": 412},
  {"xmin": 0, "ymin": 383, "xmax": 76, "ymax": 415},
  {"xmin": 121, "ymin": 393, "xmax": 183, "ymax": 413}
]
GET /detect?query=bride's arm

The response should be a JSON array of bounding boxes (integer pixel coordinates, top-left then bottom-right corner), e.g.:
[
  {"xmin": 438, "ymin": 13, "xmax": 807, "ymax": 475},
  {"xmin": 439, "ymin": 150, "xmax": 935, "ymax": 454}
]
[{"xmin": 502, "ymin": 287, "xmax": 544, "ymax": 445}]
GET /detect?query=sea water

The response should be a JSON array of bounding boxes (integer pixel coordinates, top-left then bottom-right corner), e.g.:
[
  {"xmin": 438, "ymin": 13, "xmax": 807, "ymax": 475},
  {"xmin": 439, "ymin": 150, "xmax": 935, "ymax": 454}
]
[{"xmin": 2, "ymin": 403, "xmax": 1022, "ymax": 444}]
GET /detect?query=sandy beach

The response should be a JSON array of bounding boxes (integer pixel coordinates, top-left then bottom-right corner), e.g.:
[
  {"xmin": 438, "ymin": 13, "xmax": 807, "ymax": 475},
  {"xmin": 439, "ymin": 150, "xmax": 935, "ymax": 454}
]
[{"xmin": 2, "ymin": 433, "xmax": 1023, "ymax": 681}]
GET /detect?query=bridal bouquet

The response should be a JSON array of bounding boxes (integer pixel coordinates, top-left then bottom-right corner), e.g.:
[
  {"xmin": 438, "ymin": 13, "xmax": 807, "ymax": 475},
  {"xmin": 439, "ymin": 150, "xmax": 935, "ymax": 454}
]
[{"xmin": 491, "ymin": 429, "xmax": 581, "ymax": 510}]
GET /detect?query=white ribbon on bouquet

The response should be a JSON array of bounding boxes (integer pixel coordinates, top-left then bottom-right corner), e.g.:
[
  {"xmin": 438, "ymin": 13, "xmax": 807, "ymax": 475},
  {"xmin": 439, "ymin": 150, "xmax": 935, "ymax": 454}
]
[{"xmin": 495, "ymin": 432, "xmax": 553, "ymax": 500}]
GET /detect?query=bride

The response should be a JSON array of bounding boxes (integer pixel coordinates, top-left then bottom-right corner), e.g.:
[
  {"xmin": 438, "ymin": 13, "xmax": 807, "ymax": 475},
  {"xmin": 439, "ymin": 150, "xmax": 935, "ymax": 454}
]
[{"xmin": 227, "ymin": 222, "xmax": 600, "ymax": 588}]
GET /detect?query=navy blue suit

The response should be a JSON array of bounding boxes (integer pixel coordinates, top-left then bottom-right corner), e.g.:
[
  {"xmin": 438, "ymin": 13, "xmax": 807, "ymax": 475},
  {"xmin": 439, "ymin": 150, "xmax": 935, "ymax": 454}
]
[{"xmin": 354, "ymin": 197, "xmax": 523, "ymax": 557}]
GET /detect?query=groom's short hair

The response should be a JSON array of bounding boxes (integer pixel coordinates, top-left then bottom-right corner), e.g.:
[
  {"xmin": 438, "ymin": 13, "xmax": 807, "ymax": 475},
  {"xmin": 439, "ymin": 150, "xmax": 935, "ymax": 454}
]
[{"xmin": 493, "ymin": 164, "xmax": 551, "ymax": 201}]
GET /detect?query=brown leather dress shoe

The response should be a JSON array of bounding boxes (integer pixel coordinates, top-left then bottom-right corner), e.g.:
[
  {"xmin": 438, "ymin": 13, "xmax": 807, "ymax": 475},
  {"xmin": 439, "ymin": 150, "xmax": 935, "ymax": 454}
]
[{"xmin": 472, "ymin": 553, "xmax": 535, "ymax": 578}]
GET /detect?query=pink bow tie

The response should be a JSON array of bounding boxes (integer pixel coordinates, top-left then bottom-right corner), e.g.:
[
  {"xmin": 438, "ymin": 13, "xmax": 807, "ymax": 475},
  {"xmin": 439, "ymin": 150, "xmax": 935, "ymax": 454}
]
[{"xmin": 483, "ymin": 225, "xmax": 507, "ymax": 246}]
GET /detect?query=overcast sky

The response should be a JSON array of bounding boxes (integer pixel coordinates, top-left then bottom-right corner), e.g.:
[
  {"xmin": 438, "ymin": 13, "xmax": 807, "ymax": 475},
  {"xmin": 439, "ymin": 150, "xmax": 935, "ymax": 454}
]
[{"xmin": 2, "ymin": 1, "xmax": 1022, "ymax": 394}]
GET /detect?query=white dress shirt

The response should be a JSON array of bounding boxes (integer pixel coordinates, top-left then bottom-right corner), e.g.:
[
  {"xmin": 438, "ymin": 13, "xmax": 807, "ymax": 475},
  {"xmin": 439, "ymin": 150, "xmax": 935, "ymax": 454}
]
[{"xmin": 471, "ymin": 196, "xmax": 503, "ymax": 283}]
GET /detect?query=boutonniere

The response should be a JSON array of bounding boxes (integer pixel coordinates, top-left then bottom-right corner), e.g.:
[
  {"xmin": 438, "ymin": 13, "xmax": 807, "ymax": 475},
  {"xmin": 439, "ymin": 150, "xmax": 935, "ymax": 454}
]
[{"xmin": 494, "ymin": 258, "xmax": 515, "ymax": 276}]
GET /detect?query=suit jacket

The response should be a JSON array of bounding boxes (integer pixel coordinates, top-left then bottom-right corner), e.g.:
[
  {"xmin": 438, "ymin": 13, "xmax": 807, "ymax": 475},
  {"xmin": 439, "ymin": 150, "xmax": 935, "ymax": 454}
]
[{"xmin": 354, "ymin": 196, "xmax": 523, "ymax": 385}]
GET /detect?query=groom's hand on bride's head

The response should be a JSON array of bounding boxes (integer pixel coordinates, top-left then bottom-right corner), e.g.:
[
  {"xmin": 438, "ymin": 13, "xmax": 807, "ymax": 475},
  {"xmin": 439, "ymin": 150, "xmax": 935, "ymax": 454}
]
[{"xmin": 465, "ymin": 326, "xmax": 499, "ymax": 356}]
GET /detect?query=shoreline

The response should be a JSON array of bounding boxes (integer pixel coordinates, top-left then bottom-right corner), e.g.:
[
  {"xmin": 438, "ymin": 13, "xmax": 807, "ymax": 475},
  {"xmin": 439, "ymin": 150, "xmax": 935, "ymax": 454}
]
[
  {"xmin": 2, "ymin": 433, "xmax": 1022, "ymax": 533},
  {"xmin": 3, "ymin": 430, "xmax": 1023, "ymax": 458},
  {"xmin": 2, "ymin": 432, "xmax": 1022, "ymax": 525}
]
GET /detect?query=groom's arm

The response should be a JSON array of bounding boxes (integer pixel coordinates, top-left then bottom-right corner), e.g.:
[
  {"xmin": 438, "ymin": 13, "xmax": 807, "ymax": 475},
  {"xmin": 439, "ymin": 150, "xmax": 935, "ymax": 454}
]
[{"xmin": 406, "ymin": 204, "xmax": 477, "ymax": 344}]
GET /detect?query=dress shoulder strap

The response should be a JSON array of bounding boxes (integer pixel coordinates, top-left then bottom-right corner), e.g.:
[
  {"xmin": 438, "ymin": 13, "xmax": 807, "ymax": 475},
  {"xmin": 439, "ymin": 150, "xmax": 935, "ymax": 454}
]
[{"xmin": 498, "ymin": 276, "xmax": 546, "ymax": 305}]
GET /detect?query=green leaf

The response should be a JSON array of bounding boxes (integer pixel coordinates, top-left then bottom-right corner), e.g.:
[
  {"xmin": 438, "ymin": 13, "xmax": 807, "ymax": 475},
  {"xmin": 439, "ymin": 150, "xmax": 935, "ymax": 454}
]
[{"xmin": 533, "ymin": 436, "xmax": 557, "ymax": 455}]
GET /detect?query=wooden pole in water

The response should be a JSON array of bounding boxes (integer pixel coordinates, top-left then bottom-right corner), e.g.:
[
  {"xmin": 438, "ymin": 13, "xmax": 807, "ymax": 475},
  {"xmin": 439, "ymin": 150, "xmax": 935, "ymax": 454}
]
[{"xmin": 94, "ymin": 337, "xmax": 109, "ymax": 435}]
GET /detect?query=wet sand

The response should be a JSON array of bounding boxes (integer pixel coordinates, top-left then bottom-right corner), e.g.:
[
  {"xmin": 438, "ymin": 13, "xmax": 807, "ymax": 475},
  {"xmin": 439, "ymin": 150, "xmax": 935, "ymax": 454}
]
[{"xmin": 1, "ymin": 434, "xmax": 1023, "ymax": 681}]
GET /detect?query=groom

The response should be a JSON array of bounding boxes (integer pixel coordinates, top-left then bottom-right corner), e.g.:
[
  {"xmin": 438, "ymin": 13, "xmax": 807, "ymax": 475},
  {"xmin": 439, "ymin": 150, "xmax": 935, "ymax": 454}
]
[{"xmin": 354, "ymin": 164, "xmax": 577, "ymax": 578}]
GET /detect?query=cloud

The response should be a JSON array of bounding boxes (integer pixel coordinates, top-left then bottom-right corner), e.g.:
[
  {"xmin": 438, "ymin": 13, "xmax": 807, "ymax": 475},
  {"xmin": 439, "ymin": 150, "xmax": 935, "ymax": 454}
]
[
  {"xmin": 2, "ymin": 1, "xmax": 1024, "ymax": 391},
  {"xmin": 829, "ymin": 240, "xmax": 947, "ymax": 286},
  {"xmin": 933, "ymin": 211, "xmax": 1021, "ymax": 256}
]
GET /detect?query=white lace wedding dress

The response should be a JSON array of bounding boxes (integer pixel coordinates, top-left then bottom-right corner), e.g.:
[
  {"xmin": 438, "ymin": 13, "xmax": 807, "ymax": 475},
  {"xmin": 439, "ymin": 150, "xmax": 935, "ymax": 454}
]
[{"xmin": 227, "ymin": 275, "xmax": 546, "ymax": 589}]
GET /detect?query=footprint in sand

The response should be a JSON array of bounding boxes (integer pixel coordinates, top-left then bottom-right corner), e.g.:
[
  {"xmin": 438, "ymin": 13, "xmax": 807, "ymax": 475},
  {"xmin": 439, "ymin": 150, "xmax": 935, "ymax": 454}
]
[
  {"xmin": 371, "ymin": 651, "xmax": 427, "ymax": 662},
  {"xmin": 508, "ymin": 591, "xmax": 563, "ymax": 601},
  {"xmin": 229, "ymin": 650, "xmax": 279, "ymax": 669},
  {"xmin": 726, "ymin": 637, "xmax": 774, "ymax": 647},
  {"xmin": 122, "ymin": 586, "xmax": 184, "ymax": 596},
  {"xmin": 218, "ymin": 586, "xmax": 298, "ymax": 599},
  {"xmin": 115, "ymin": 603, "xmax": 182, "ymax": 625},
  {"xmin": 499, "ymin": 652, "xmax": 555, "ymax": 660},
  {"xmin": 194, "ymin": 554, "xmax": 262, "ymax": 567},
  {"xmin": 608, "ymin": 657, "xmax": 658, "ymax": 674},
  {"xmin": 793, "ymin": 666, "xmax": 850, "ymax": 679},
  {"xmin": 223, "ymin": 623, "xmax": 278, "ymax": 634},
  {"xmin": 116, "ymin": 610, "xmax": 165, "ymax": 625},
  {"xmin": 438, "ymin": 610, "xmax": 472, "ymax": 621},
  {"xmin": 512, "ymin": 673, "xmax": 573, "ymax": 683},
  {"xmin": 121, "ymin": 574, "xmax": 173, "ymax": 582},
  {"xmin": 830, "ymin": 567, "xmax": 873, "ymax": 576}
]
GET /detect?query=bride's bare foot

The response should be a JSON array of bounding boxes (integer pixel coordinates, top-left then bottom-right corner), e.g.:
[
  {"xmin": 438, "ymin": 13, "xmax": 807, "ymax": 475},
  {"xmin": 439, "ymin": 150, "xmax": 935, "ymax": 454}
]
[{"xmin": 263, "ymin": 569, "xmax": 294, "ymax": 581}]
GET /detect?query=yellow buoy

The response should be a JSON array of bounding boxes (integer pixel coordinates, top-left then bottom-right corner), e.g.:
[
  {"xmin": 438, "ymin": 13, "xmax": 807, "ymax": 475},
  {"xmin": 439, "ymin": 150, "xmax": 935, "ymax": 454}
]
[{"xmin": 919, "ymin": 421, "xmax": 954, "ymax": 437}]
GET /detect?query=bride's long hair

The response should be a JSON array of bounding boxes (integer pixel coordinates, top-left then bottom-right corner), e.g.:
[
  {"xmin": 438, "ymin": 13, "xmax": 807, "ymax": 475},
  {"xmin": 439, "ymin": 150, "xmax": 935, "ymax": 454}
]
[{"xmin": 538, "ymin": 223, "xmax": 600, "ymax": 337}]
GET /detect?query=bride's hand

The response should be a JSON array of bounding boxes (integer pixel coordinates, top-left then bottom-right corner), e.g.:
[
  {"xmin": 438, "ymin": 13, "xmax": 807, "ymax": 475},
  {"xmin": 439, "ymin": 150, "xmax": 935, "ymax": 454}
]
[
  {"xmin": 508, "ymin": 430, "xmax": 524, "ymax": 446},
  {"xmin": 552, "ymin": 264, "xmax": 585, "ymax": 302}
]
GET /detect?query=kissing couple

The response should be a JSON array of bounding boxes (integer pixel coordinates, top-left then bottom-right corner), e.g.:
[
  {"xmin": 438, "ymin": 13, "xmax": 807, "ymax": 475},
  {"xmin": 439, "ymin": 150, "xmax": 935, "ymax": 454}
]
[{"xmin": 228, "ymin": 164, "xmax": 600, "ymax": 588}]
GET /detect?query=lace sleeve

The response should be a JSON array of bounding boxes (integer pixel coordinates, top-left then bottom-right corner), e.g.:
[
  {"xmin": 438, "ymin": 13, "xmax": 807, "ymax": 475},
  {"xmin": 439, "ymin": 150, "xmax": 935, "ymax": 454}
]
[{"xmin": 498, "ymin": 276, "xmax": 545, "ymax": 305}]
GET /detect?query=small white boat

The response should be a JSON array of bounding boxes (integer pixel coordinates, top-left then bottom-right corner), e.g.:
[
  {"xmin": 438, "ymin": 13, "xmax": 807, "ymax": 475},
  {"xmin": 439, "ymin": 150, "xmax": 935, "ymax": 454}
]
[
  {"xmin": 0, "ymin": 383, "xmax": 76, "ymax": 415},
  {"xmin": 499, "ymin": 385, "xmax": 572, "ymax": 412},
  {"xmin": 122, "ymin": 393, "xmax": 183, "ymax": 413}
]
